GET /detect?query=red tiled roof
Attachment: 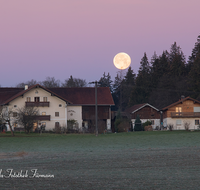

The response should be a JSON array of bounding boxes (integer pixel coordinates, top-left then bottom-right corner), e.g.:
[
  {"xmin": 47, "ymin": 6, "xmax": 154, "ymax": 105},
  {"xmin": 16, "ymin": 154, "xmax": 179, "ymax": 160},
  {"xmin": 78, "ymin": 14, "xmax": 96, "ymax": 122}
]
[
  {"xmin": 49, "ymin": 87, "xmax": 115, "ymax": 105},
  {"xmin": 0, "ymin": 84, "xmax": 114, "ymax": 106},
  {"xmin": 161, "ymin": 96, "xmax": 200, "ymax": 110},
  {"xmin": 0, "ymin": 88, "xmax": 24, "ymax": 105}
]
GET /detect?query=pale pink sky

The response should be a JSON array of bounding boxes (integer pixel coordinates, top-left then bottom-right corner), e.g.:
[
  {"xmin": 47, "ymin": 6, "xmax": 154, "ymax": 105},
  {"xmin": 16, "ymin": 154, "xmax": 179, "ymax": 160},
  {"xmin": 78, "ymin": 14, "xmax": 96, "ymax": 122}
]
[{"xmin": 0, "ymin": 0, "xmax": 200, "ymax": 87}]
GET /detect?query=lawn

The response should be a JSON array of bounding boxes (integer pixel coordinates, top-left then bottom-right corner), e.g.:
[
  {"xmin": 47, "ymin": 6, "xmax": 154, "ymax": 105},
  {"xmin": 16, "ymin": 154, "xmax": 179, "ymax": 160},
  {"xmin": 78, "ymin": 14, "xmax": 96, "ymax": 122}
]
[{"xmin": 1, "ymin": 131, "xmax": 200, "ymax": 189}]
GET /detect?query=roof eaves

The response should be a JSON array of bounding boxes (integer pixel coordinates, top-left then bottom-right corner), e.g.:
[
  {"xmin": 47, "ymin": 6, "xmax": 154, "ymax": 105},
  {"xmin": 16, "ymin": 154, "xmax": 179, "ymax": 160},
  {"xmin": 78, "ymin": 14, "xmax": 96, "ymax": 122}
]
[
  {"xmin": 161, "ymin": 96, "xmax": 200, "ymax": 111},
  {"xmin": 131, "ymin": 103, "xmax": 159, "ymax": 114}
]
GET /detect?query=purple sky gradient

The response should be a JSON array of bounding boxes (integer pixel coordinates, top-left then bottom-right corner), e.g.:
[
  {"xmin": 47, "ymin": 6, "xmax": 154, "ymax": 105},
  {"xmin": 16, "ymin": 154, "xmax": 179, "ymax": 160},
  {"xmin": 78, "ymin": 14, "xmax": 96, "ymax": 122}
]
[{"xmin": 1, "ymin": 0, "xmax": 200, "ymax": 87}]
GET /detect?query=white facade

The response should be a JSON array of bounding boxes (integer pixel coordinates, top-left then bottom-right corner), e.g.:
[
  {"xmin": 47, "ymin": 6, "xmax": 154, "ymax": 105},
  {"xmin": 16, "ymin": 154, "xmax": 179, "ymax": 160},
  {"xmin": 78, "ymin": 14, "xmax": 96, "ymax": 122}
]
[
  {"xmin": 131, "ymin": 119, "xmax": 160, "ymax": 129},
  {"xmin": 163, "ymin": 118, "xmax": 199, "ymax": 130},
  {"xmin": 2, "ymin": 86, "xmax": 113, "ymax": 132}
]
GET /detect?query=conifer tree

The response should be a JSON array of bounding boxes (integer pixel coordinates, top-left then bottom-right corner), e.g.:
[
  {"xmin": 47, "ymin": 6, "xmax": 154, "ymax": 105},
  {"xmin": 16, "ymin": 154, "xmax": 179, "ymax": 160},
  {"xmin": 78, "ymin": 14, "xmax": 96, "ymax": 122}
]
[
  {"xmin": 129, "ymin": 53, "xmax": 150, "ymax": 106},
  {"xmin": 168, "ymin": 42, "xmax": 186, "ymax": 77},
  {"xmin": 134, "ymin": 115, "xmax": 142, "ymax": 131},
  {"xmin": 98, "ymin": 72, "xmax": 113, "ymax": 92}
]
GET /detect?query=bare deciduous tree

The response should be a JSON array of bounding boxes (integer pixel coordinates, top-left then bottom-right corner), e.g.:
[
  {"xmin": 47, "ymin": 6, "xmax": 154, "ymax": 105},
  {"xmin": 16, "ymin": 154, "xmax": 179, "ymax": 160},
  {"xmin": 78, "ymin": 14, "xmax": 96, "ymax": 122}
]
[
  {"xmin": 41, "ymin": 77, "xmax": 60, "ymax": 88},
  {"xmin": 16, "ymin": 106, "xmax": 39, "ymax": 134},
  {"xmin": 0, "ymin": 107, "xmax": 15, "ymax": 136},
  {"xmin": 62, "ymin": 75, "xmax": 87, "ymax": 87}
]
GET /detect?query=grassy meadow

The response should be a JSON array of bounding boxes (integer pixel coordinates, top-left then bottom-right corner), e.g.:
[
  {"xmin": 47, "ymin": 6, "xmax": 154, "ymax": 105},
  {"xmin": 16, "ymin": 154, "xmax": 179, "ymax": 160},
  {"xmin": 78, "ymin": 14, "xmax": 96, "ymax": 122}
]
[{"xmin": 1, "ymin": 131, "xmax": 200, "ymax": 189}]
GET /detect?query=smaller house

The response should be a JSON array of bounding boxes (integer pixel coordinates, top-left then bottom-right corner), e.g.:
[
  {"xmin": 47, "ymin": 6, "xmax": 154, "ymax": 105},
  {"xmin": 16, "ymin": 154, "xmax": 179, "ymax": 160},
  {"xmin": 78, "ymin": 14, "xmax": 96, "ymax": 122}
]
[
  {"xmin": 126, "ymin": 103, "xmax": 161, "ymax": 129},
  {"xmin": 162, "ymin": 96, "xmax": 200, "ymax": 130}
]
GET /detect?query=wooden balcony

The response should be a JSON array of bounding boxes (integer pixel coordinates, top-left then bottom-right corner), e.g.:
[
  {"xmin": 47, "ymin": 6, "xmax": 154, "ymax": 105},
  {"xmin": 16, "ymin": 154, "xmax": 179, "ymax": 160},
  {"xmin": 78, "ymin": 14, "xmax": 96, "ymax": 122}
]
[
  {"xmin": 25, "ymin": 102, "xmax": 50, "ymax": 107},
  {"xmin": 35, "ymin": 115, "xmax": 51, "ymax": 121},
  {"xmin": 171, "ymin": 112, "xmax": 200, "ymax": 118}
]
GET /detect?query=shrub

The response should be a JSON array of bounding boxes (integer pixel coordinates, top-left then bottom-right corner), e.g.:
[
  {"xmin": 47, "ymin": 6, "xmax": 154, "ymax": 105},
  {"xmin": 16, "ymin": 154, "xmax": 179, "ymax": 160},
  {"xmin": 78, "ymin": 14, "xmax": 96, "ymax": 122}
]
[
  {"xmin": 134, "ymin": 115, "xmax": 143, "ymax": 131},
  {"xmin": 144, "ymin": 125, "xmax": 153, "ymax": 131},
  {"xmin": 117, "ymin": 120, "xmax": 130, "ymax": 132},
  {"xmin": 167, "ymin": 124, "xmax": 174, "ymax": 131},
  {"xmin": 184, "ymin": 121, "xmax": 190, "ymax": 131}
]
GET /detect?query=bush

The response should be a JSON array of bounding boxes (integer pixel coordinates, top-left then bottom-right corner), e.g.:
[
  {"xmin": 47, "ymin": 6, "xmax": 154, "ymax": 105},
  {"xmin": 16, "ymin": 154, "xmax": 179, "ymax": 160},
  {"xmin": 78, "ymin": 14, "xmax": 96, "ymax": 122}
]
[
  {"xmin": 144, "ymin": 125, "xmax": 153, "ymax": 131},
  {"xmin": 117, "ymin": 120, "xmax": 130, "ymax": 132},
  {"xmin": 167, "ymin": 124, "xmax": 174, "ymax": 131},
  {"xmin": 134, "ymin": 115, "xmax": 143, "ymax": 131},
  {"xmin": 184, "ymin": 121, "xmax": 190, "ymax": 131}
]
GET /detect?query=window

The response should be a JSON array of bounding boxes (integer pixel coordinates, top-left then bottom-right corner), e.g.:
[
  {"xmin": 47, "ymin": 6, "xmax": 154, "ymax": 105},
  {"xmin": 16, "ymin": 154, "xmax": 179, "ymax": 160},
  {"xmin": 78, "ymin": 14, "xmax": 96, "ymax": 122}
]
[
  {"xmin": 13, "ymin": 112, "xmax": 17, "ymax": 117},
  {"xmin": 176, "ymin": 107, "xmax": 182, "ymax": 112},
  {"xmin": 176, "ymin": 107, "xmax": 182, "ymax": 116},
  {"xmin": 55, "ymin": 122, "xmax": 60, "ymax": 128},
  {"xmin": 35, "ymin": 97, "xmax": 40, "ymax": 102},
  {"xmin": 14, "ymin": 123, "xmax": 18, "ymax": 128},
  {"xmin": 195, "ymin": 120, "xmax": 199, "ymax": 125},
  {"xmin": 176, "ymin": 120, "xmax": 182, "ymax": 125},
  {"xmin": 55, "ymin": 112, "xmax": 59, "ymax": 117},
  {"xmin": 151, "ymin": 120, "xmax": 155, "ymax": 125},
  {"xmin": 27, "ymin": 97, "xmax": 31, "ymax": 102},
  {"xmin": 59, "ymin": 104, "xmax": 62, "ymax": 107},
  {"xmin": 43, "ymin": 97, "xmax": 47, "ymax": 102},
  {"xmin": 14, "ymin": 105, "xmax": 17, "ymax": 108},
  {"xmin": 42, "ymin": 112, "xmax": 46, "ymax": 115}
]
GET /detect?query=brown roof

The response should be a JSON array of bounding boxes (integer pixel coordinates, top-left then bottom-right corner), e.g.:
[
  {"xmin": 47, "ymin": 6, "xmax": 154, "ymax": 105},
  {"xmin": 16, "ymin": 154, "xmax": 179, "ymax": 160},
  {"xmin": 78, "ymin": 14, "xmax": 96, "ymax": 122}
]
[
  {"xmin": 0, "ymin": 88, "xmax": 24, "ymax": 105},
  {"xmin": 0, "ymin": 84, "xmax": 114, "ymax": 106},
  {"xmin": 161, "ymin": 96, "xmax": 200, "ymax": 110},
  {"xmin": 49, "ymin": 87, "xmax": 115, "ymax": 105},
  {"xmin": 126, "ymin": 103, "xmax": 159, "ymax": 113}
]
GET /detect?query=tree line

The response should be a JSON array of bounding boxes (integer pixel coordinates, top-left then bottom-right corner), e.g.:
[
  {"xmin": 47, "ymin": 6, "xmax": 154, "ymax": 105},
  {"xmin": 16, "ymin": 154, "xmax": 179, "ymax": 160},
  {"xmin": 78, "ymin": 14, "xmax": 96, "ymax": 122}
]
[
  {"xmin": 99, "ymin": 34, "xmax": 200, "ymax": 111},
  {"xmin": 13, "ymin": 34, "xmax": 200, "ymax": 111}
]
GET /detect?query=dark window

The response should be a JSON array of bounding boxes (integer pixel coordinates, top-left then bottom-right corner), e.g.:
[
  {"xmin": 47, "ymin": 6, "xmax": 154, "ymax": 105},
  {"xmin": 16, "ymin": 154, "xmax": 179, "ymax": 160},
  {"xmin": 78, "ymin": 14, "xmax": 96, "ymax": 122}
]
[
  {"xmin": 27, "ymin": 97, "xmax": 31, "ymax": 102},
  {"xmin": 35, "ymin": 97, "xmax": 40, "ymax": 102},
  {"xmin": 43, "ymin": 97, "xmax": 47, "ymax": 102},
  {"xmin": 55, "ymin": 112, "xmax": 59, "ymax": 117},
  {"xmin": 195, "ymin": 120, "xmax": 199, "ymax": 125},
  {"xmin": 55, "ymin": 122, "xmax": 59, "ymax": 128}
]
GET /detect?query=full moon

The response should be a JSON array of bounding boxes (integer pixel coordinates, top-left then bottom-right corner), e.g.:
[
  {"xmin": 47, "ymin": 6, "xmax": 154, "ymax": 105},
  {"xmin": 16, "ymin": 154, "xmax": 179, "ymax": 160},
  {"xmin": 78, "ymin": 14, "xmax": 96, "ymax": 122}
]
[{"xmin": 113, "ymin": 52, "xmax": 131, "ymax": 70}]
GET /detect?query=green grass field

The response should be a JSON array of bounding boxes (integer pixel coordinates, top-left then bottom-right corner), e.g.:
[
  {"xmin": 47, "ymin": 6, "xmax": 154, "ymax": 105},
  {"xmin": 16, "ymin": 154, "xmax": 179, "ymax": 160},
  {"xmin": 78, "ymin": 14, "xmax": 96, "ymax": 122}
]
[{"xmin": 1, "ymin": 131, "xmax": 200, "ymax": 189}]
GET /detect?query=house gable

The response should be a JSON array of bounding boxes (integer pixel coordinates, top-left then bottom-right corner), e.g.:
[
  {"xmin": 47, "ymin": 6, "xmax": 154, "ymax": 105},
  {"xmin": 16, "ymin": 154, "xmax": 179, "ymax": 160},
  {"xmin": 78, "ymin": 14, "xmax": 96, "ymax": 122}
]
[
  {"xmin": 127, "ymin": 103, "xmax": 160, "ymax": 120},
  {"xmin": 162, "ymin": 97, "xmax": 200, "ymax": 119}
]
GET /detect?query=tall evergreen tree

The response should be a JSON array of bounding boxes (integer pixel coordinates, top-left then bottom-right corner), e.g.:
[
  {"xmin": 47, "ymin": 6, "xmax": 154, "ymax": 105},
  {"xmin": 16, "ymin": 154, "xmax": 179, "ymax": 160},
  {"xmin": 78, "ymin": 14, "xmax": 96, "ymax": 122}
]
[
  {"xmin": 98, "ymin": 72, "xmax": 113, "ymax": 92},
  {"xmin": 122, "ymin": 67, "xmax": 136, "ymax": 109},
  {"xmin": 168, "ymin": 42, "xmax": 186, "ymax": 77},
  {"xmin": 150, "ymin": 51, "xmax": 170, "ymax": 89},
  {"xmin": 129, "ymin": 53, "xmax": 150, "ymax": 106},
  {"xmin": 188, "ymin": 45, "xmax": 200, "ymax": 100},
  {"xmin": 186, "ymin": 34, "xmax": 200, "ymax": 73},
  {"xmin": 112, "ymin": 72, "xmax": 124, "ymax": 111}
]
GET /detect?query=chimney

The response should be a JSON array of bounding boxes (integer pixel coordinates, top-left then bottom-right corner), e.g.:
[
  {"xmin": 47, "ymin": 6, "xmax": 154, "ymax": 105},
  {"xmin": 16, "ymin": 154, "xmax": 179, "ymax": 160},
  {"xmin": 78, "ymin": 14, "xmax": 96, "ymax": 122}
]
[
  {"xmin": 181, "ymin": 95, "xmax": 185, "ymax": 100},
  {"xmin": 25, "ymin": 85, "xmax": 28, "ymax": 90}
]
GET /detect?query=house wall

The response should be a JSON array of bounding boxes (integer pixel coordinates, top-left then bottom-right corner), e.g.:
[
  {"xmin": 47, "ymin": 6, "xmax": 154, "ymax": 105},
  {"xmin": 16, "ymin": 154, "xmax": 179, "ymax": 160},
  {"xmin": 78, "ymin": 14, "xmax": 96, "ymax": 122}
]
[
  {"xmin": 131, "ymin": 106, "xmax": 160, "ymax": 120},
  {"xmin": 6, "ymin": 87, "xmax": 67, "ymax": 131},
  {"xmin": 163, "ymin": 99, "xmax": 200, "ymax": 130},
  {"xmin": 163, "ymin": 117, "xmax": 199, "ymax": 130},
  {"xmin": 67, "ymin": 106, "xmax": 82, "ymax": 129},
  {"xmin": 131, "ymin": 119, "xmax": 160, "ymax": 129},
  {"xmin": 82, "ymin": 106, "xmax": 110, "ymax": 120},
  {"xmin": 165, "ymin": 100, "xmax": 200, "ymax": 118}
]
